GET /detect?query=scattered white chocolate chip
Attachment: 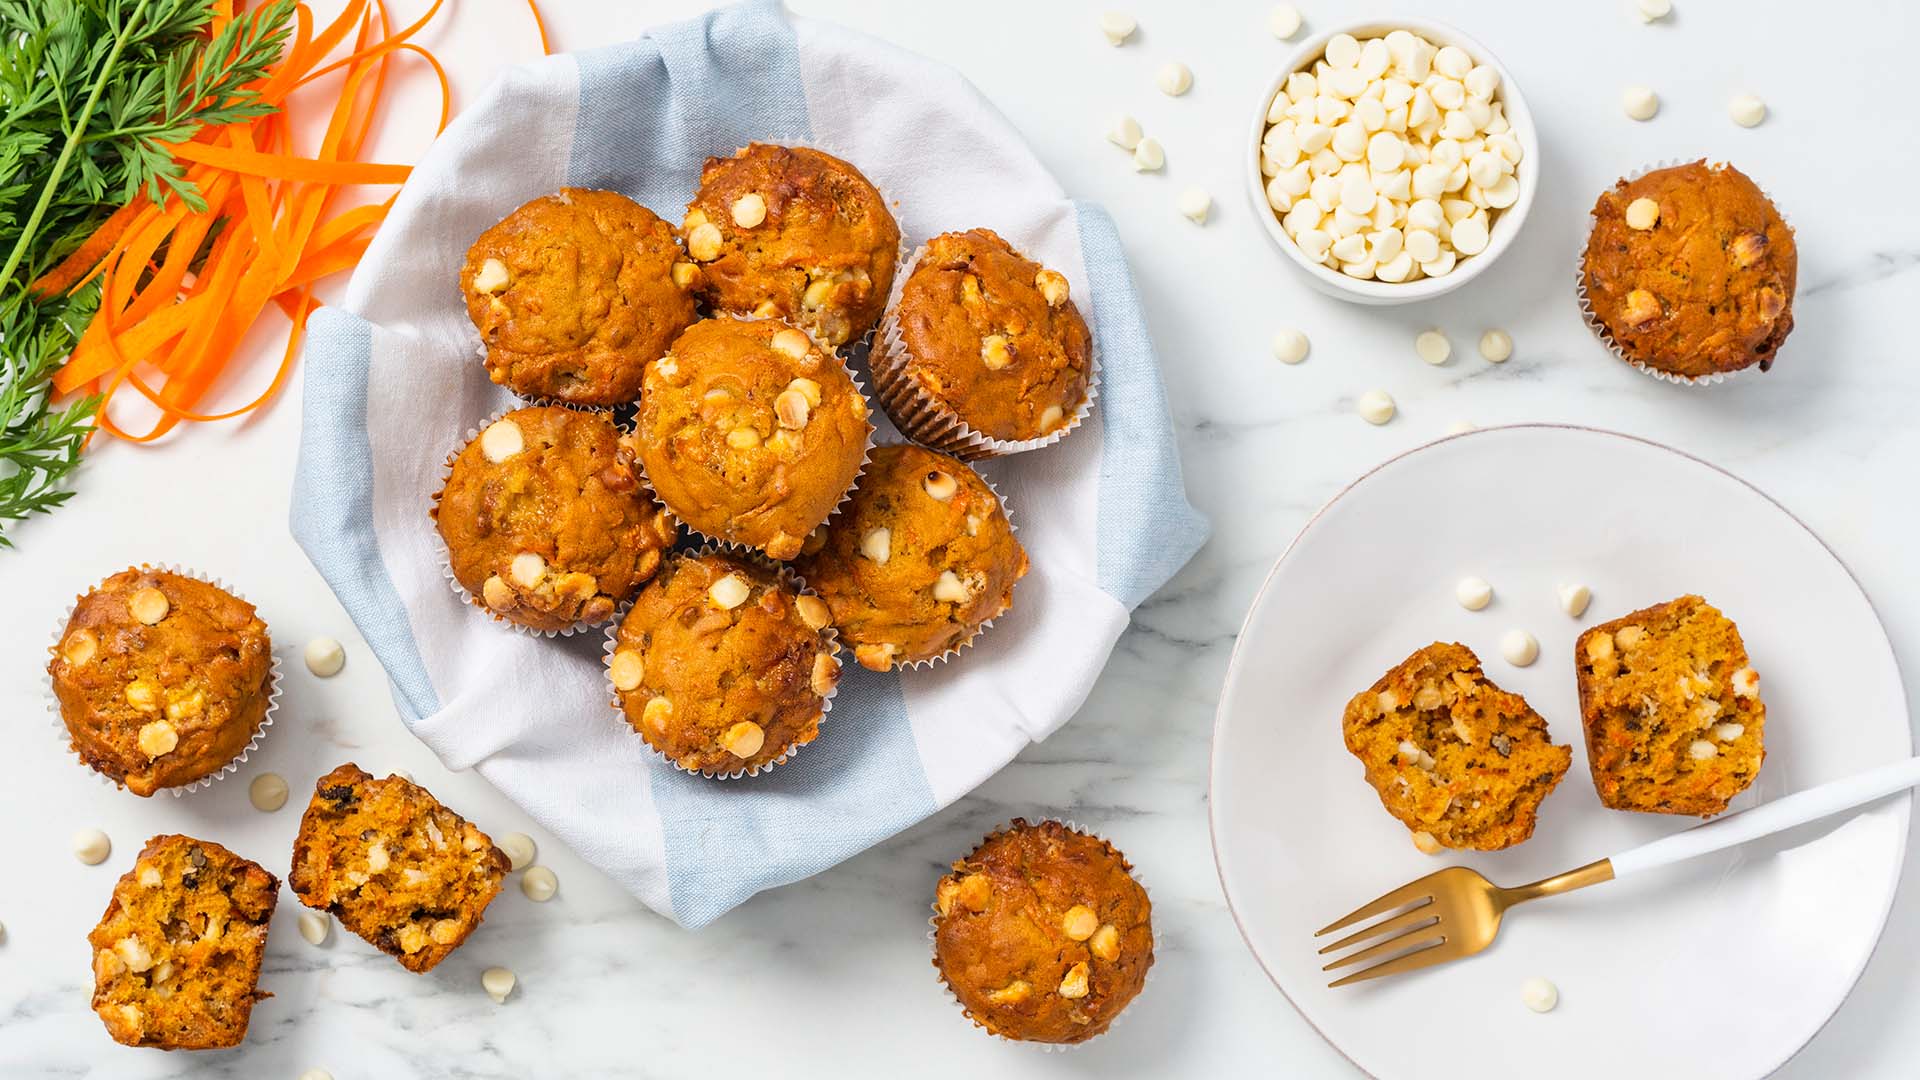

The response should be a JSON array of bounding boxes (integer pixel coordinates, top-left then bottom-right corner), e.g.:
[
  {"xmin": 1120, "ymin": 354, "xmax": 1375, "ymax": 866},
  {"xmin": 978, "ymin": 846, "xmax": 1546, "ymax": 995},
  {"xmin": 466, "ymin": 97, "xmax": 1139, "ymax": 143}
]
[
  {"xmin": 1521, "ymin": 976, "xmax": 1559, "ymax": 1013},
  {"xmin": 1106, "ymin": 113, "xmax": 1143, "ymax": 150},
  {"xmin": 708, "ymin": 574, "xmax": 751, "ymax": 611},
  {"xmin": 1034, "ymin": 270, "xmax": 1070, "ymax": 307},
  {"xmin": 521, "ymin": 866, "xmax": 558, "ymax": 902},
  {"xmin": 1635, "ymin": 0, "xmax": 1671, "ymax": 21},
  {"xmin": 73, "ymin": 829, "xmax": 111, "ymax": 865},
  {"xmin": 128, "ymin": 587, "xmax": 170, "ymax": 625},
  {"xmin": 1177, "ymin": 187, "xmax": 1212, "ymax": 224},
  {"xmin": 299, "ymin": 1070, "xmax": 334, "ymax": 1080},
  {"xmin": 498, "ymin": 832, "xmax": 536, "ymax": 872},
  {"xmin": 932, "ymin": 571, "xmax": 971, "ymax": 604},
  {"xmin": 1713, "ymin": 722, "xmax": 1746, "ymax": 742},
  {"xmin": 922, "ymin": 471, "xmax": 958, "ymax": 501},
  {"xmin": 1269, "ymin": 3, "xmax": 1301, "ymax": 39},
  {"xmin": 304, "ymin": 637, "xmax": 345, "ymax": 678},
  {"xmin": 479, "ymin": 418, "xmax": 524, "ymax": 465},
  {"xmin": 1156, "ymin": 62, "xmax": 1193, "ymax": 97},
  {"xmin": 472, "ymin": 258, "xmax": 510, "ymax": 294},
  {"xmin": 1558, "ymin": 584, "xmax": 1592, "ymax": 618},
  {"xmin": 1099, "ymin": 11, "xmax": 1136, "ymax": 45},
  {"xmin": 509, "ymin": 551, "xmax": 546, "ymax": 588},
  {"xmin": 686, "ymin": 222, "xmax": 723, "ymax": 262},
  {"xmin": 1624, "ymin": 197, "xmax": 1660, "ymax": 231},
  {"xmin": 609, "ymin": 649, "xmax": 645, "ymax": 692},
  {"xmin": 137, "ymin": 720, "xmax": 178, "ymax": 758},
  {"xmin": 481, "ymin": 966, "xmax": 517, "ymax": 1004},
  {"xmin": 249, "ymin": 772, "xmax": 288, "ymax": 812},
  {"xmin": 1058, "ymin": 961, "xmax": 1091, "ymax": 999},
  {"xmin": 1501, "ymin": 630, "xmax": 1539, "ymax": 667},
  {"xmin": 1415, "ymin": 329, "xmax": 1451, "ymax": 365},
  {"xmin": 298, "ymin": 911, "xmax": 331, "ymax": 946},
  {"xmin": 1411, "ymin": 830, "xmax": 1443, "ymax": 855},
  {"xmin": 770, "ymin": 328, "xmax": 811, "ymax": 360},
  {"xmin": 730, "ymin": 193, "xmax": 767, "ymax": 229},
  {"xmin": 1622, "ymin": 86, "xmax": 1659, "ymax": 121},
  {"xmin": 860, "ymin": 527, "xmax": 891, "ymax": 565},
  {"xmin": 1455, "ymin": 577, "xmax": 1492, "ymax": 611},
  {"xmin": 1689, "ymin": 739, "xmax": 1718, "ymax": 760},
  {"xmin": 1272, "ymin": 328, "xmax": 1310, "ymax": 364},
  {"xmin": 1731, "ymin": 666, "xmax": 1760, "ymax": 699},
  {"xmin": 1478, "ymin": 329, "xmax": 1512, "ymax": 363},
  {"xmin": 1356, "ymin": 389, "xmax": 1396, "ymax": 425},
  {"xmin": 1445, "ymin": 420, "xmax": 1476, "ymax": 435},
  {"xmin": 720, "ymin": 721, "xmax": 766, "ymax": 760},
  {"xmin": 1132, "ymin": 137, "xmax": 1165, "ymax": 172},
  {"xmin": 1728, "ymin": 93, "xmax": 1766, "ymax": 128}
]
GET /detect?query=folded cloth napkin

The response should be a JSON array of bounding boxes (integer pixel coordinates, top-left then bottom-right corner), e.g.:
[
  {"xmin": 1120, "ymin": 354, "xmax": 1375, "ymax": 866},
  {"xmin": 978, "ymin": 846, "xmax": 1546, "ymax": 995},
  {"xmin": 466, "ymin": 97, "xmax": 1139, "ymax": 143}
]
[{"xmin": 292, "ymin": 0, "xmax": 1208, "ymax": 928}]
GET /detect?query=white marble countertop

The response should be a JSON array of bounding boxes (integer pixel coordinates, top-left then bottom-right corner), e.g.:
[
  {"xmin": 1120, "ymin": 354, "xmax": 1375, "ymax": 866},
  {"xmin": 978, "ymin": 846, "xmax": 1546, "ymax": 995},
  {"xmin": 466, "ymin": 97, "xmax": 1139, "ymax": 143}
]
[{"xmin": 4, "ymin": 1, "xmax": 1917, "ymax": 1076}]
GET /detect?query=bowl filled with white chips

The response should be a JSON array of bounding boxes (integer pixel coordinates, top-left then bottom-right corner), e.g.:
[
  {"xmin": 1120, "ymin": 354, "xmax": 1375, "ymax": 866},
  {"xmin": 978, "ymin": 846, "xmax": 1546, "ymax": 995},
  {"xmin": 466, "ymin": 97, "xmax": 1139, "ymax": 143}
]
[{"xmin": 1247, "ymin": 18, "xmax": 1538, "ymax": 304}]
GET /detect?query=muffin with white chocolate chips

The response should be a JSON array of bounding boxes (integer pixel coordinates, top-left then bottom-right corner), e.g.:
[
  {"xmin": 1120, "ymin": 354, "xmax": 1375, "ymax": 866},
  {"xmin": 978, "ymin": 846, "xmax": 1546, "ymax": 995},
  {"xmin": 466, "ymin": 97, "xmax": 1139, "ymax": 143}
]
[
  {"xmin": 932, "ymin": 820, "xmax": 1153, "ymax": 1045},
  {"xmin": 49, "ymin": 567, "xmax": 274, "ymax": 796},
  {"xmin": 434, "ymin": 405, "xmax": 677, "ymax": 633},
  {"xmin": 795, "ymin": 444, "xmax": 1027, "ymax": 670},
  {"xmin": 608, "ymin": 551, "xmax": 840, "ymax": 775}
]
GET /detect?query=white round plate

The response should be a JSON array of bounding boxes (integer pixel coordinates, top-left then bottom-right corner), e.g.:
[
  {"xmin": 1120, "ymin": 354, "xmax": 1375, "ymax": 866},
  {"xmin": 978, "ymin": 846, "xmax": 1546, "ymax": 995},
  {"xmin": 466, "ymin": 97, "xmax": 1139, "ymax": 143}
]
[{"xmin": 1210, "ymin": 425, "xmax": 1910, "ymax": 1080}]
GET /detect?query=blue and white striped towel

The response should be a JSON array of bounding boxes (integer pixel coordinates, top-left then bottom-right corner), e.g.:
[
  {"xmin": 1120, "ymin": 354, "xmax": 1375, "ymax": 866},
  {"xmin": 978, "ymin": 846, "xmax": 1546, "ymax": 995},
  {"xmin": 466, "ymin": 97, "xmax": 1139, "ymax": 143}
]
[{"xmin": 291, "ymin": 0, "xmax": 1208, "ymax": 928}]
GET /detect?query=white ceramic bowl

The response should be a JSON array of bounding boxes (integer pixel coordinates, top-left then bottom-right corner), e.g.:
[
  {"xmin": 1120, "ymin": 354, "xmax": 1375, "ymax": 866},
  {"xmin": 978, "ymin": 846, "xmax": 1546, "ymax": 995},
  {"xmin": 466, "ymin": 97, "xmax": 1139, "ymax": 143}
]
[{"xmin": 1247, "ymin": 17, "xmax": 1540, "ymax": 305}]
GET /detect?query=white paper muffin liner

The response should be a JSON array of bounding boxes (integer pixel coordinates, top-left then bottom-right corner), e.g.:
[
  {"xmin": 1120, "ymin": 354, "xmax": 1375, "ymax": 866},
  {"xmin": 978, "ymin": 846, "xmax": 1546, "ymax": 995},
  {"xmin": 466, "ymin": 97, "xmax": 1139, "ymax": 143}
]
[
  {"xmin": 870, "ymin": 240, "xmax": 1101, "ymax": 461},
  {"xmin": 927, "ymin": 817, "xmax": 1159, "ymax": 1052},
  {"xmin": 45, "ymin": 564, "xmax": 282, "ymax": 798},
  {"xmin": 430, "ymin": 403, "xmax": 667, "ymax": 639},
  {"xmin": 602, "ymin": 547, "xmax": 841, "ymax": 780},
  {"xmin": 1576, "ymin": 157, "xmax": 1793, "ymax": 387},
  {"xmin": 630, "ymin": 315, "xmax": 874, "ymax": 560}
]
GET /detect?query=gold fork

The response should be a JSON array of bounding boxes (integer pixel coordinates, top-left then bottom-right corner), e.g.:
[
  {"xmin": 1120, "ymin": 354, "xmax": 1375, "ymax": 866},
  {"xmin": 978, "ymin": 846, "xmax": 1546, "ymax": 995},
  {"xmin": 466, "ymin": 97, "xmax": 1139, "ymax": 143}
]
[{"xmin": 1314, "ymin": 754, "xmax": 1920, "ymax": 986}]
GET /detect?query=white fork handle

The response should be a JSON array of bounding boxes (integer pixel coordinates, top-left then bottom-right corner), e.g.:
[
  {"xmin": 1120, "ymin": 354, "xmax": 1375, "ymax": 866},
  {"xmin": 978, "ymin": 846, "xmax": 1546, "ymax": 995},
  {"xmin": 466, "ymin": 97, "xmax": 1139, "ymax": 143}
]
[{"xmin": 1609, "ymin": 755, "xmax": 1920, "ymax": 878}]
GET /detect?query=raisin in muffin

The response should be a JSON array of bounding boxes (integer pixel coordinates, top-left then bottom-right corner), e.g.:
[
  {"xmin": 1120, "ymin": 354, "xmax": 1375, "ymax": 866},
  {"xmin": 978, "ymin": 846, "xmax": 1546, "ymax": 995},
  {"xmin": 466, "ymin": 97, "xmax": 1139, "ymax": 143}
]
[
  {"xmin": 795, "ymin": 444, "xmax": 1027, "ymax": 670},
  {"xmin": 89, "ymin": 835, "xmax": 278, "ymax": 1049},
  {"xmin": 632, "ymin": 318, "xmax": 870, "ymax": 560},
  {"xmin": 608, "ymin": 551, "xmax": 840, "ymax": 775},
  {"xmin": 1576, "ymin": 595, "xmax": 1766, "ymax": 816},
  {"xmin": 681, "ymin": 144, "xmax": 899, "ymax": 347},
  {"xmin": 932, "ymin": 820, "xmax": 1153, "ymax": 1045},
  {"xmin": 1581, "ymin": 161, "xmax": 1795, "ymax": 380},
  {"xmin": 1342, "ymin": 643, "xmax": 1572, "ymax": 852},
  {"xmin": 434, "ymin": 406, "xmax": 677, "ymax": 632},
  {"xmin": 873, "ymin": 229, "xmax": 1091, "ymax": 455},
  {"xmin": 462, "ymin": 188, "xmax": 698, "ymax": 405},
  {"xmin": 50, "ymin": 567, "xmax": 274, "ymax": 796},
  {"xmin": 288, "ymin": 764, "xmax": 510, "ymax": 973}
]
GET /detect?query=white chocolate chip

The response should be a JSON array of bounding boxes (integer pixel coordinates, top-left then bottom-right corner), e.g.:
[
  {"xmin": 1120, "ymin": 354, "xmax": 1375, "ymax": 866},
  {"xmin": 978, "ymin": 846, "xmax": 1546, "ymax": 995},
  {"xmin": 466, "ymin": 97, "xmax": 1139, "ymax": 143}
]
[
  {"xmin": 794, "ymin": 594, "xmax": 832, "ymax": 632},
  {"xmin": 1058, "ymin": 961, "xmax": 1091, "ymax": 999},
  {"xmin": 1177, "ymin": 186, "xmax": 1211, "ymax": 224},
  {"xmin": 686, "ymin": 222, "xmax": 723, "ymax": 262},
  {"xmin": 136, "ymin": 720, "xmax": 178, "ymax": 758},
  {"xmin": 1689, "ymin": 739, "xmax": 1718, "ymax": 760},
  {"xmin": 1625, "ymin": 197, "xmax": 1660, "ymax": 231},
  {"xmin": 730, "ymin": 193, "xmax": 767, "ymax": 228},
  {"xmin": 922, "ymin": 471, "xmax": 958, "ymax": 501},
  {"xmin": 609, "ymin": 649, "xmax": 645, "ymax": 692},
  {"xmin": 1501, "ymin": 630, "xmax": 1539, "ymax": 667},
  {"xmin": 1445, "ymin": 420, "xmax": 1475, "ymax": 435},
  {"xmin": 1106, "ymin": 113, "xmax": 1143, "ymax": 150},
  {"xmin": 1731, "ymin": 667, "xmax": 1760, "ymax": 699},
  {"xmin": 1156, "ymin": 62, "xmax": 1193, "ymax": 97},
  {"xmin": 1622, "ymin": 86, "xmax": 1659, "ymax": 121},
  {"xmin": 1558, "ymin": 584, "xmax": 1592, "ymax": 618},
  {"xmin": 304, "ymin": 636, "xmax": 346, "ymax": 677},
  {"xmin": 1132, "ymin": 137, "xmax": 1165, "ymax": 172},
  {"xmin": 1272, "ymin": 328, "xmax": 1310, "ymax": 364},
  {"xmin": 1728, "ymin": 93, "xmax": 1766, "ymax": 128},
  {"xmin": 1478, "ymin": 329, "xmax": 1512, "ymax": 363},
  {"xmin": 932, "ymin": 571, "xmax": 971, "ymax": 604},
  {"xmin": 481, "ymin": 966, "xmax": 517, "ymax": 1004},
  {"xmin": 509, "ymin": 551, "xmax": 546, "ymax": 588},
  {"xmin": 298, "ymin": 911, "xmax": 331, "ymax": 946},
  {"xmin": 775, "ymin": 388, "xmax": 812, "ymax": 429},
  {"xmin": 1099, "ymin": 11, "xmax": 1136, "ymax": 45},
  {"xmin": 708, "ymin": 573, "xmax": 751, "ymax": 610},
  {"xmin": 128, "ymin": 587, "xmax": 170, "ymax": 625},
  {"xmin": 1269, "ymin": 3, "xmax": 1301, "ymax": 39},
  {"xmin": 73, "ymin": 829, "xmax": 111, "ymax": 865},
  {"xmin": 1455, "ymin": 577, "xmax": 1492, "ymax": 611},
  {"xmin": 496, "ymin": 832, "xmax": 536, "ymax": 871},
  {"xmin": 249, "ymin": 772, "xmax": 288, "ymax": 812},
  {"xmin": 1042, "ymin": 405, "xmax": 1065, "ymax": 429},
  {"xmin": 1356, "ymin": 389, "xmax": 1396, "ymax": 425},
  {"xmin": 1450, "ymin": 212, "xmax": 1489, "ymax": 256},
  {"xmin": 770, "ymin": 328, "xmax": 812, "ymax": 360},
  {"xmin": 1636, "ymin": 0, "xmax": 1672, "ymax": 19},
  {"xmin": 1521, "ymin": 976, "xmax": 1559, "ymax": 1013},
  {"xmin": 860, "ymin": 527, "xmax": 891, "ymax": 565},
  {"xmin": 1415, "ymin": 329, "xmax": 1451, "ymax": 365},
  {"xmin": 1713, "ymin": 722, "xmax": 1746, "ymax": 743},
  {"xmin": 521, "ymin": 865, "xmax": 558, "ymax": 902},
  {"xmin": 1411, "ymin": 830, "xmax": 1443, "ymax": 855},
  {"xmin": 720, "ymin": 721, "xmax": 766, "ymax": 759},
  {"xmin": 479, "ymin": 418, "xmax": 524, "ymax": 465},
  {"xmin": 473, "ymin": 258, "xmax": 510, "ymax": 294}
]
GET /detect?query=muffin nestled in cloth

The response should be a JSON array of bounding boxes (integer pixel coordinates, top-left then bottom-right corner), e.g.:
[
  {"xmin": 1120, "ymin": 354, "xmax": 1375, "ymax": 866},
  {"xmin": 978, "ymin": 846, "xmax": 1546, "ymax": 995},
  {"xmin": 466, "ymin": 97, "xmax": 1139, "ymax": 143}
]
[
  {"xmin": 49, "ymin": 567, "xmax": 274, "ymax": 796},
  {"xmin": 680, "ymin": 143, "xmax": 900, "ymax": 347},
  {"xmin": 633, "ymin": 318, "xmax": 870, "ymax": 560},
  {"xmin": 462, "ymin": 188, "xmax": 698, "ymax": 406},
  {"xmin": 434, "ymin": 405, "xmax": 678, "ymax": 633},
  {"xmin": 932, "ymin": 819, "xmax": 1153, "ymax": 1045},
  {"xmin": 795, "ymin": 444, "xmax": 1027, "ymax": 670},
  {"xmin": 1580, "ymin": 161, "xmax": 1795, "ymax": 382}
]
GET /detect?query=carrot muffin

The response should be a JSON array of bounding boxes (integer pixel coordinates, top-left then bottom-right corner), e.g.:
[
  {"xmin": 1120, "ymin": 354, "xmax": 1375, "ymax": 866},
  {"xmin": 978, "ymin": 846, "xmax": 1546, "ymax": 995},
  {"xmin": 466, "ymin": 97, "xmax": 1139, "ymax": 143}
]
[
  {"xmin": 873, "ymin": 228, "xmax": 1091, "ymax": 453},
  {"xmin": 434, "ymin": 405, "xmax": 677, "ymax": 632},
  {"xmin": 288, "ymin": 764, "xmax": 509, "ymax": 973},
  {"xmin": 89, "ymin": 834, "xmax": 278, "ymax": 1049},
  {"xmin": 609, "ymin": 551, "xmax": 840, "ymax": 774},
  {"xmin": 1576, "ymin": 595, "xmax": 1766, "ymax": 816},
  {"xmin": 462, "ymin": 188, "xmax": 698, "ymax": 405},
  {"xmin": 680, "ymin": 143, "xmax": 900, "ymax": 347},
  {"xmin": 49, "ymin": 567, "xmax": 274, "ymax": 796},
  {"xmin": 932, "ymin": 820, "xmax": 1153, "ymax": 1045},
  {"xmin": 1342, "ymin": 643, "xmax": 1572, "ymax": 852},
  {"xmin": 1581, "ymin": 161, "xmax": 1796, "ymax": 380},
  {"xmin": 632, "ymin": 318, "xmax": 870, "ymax": 560},
  {"xmin": 795, "ymin": 444, "xmax": 1027, "ymax": 670}
]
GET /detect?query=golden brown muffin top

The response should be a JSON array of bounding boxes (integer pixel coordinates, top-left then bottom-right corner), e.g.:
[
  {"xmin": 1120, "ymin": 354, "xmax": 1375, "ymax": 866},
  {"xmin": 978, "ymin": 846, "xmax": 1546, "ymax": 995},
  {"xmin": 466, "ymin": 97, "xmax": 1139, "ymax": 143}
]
[
  {"xmin": 1342, "ymin": 642, "xmax": 1571, "ymax": 852},
  {"xmin": 633, "ymin": 318, "xmax": 870, "ymax": 560},
  {"xmin": 680, "ymin": 144, "xmax": 900, "ymax": 347},
  {"xmin": 89, "ymin": 834, "xmax": 278, "ymax": 1050},
  {"xmin": 893, "ymin": 229, "xmax": 1091, "ymax": 443},
  {"xmin": 463, "ymin": 188, "xmax": 699, "ymax": 405},
  {"xmin": 288, "ymin": 764, "xmax": 510, "ymax": 973},
  {"xmin": 1582, "ymin": 161, "xmax": 1796, "ymax": 378},
  {"xmin": 434, "ymin": 406, "xmax": 677, "ymax": 632},
  {"xmin": 610, "ymin": 552, "xmax": 841, "ymax": 774},
  {"xmin": 1577, "ymin": 595, "xmax": 1765, "ymax": 817},
  {"xmin": 49, "ymin": 567, "xmax": 273, "ymax": 797},
  {"xmin": 932, "ymin": 820, "xmax": 1153, "ymax": 1045},
  {"xmin": 794, "ymin": 444, "xmax": 1027, "ymax": 670}
]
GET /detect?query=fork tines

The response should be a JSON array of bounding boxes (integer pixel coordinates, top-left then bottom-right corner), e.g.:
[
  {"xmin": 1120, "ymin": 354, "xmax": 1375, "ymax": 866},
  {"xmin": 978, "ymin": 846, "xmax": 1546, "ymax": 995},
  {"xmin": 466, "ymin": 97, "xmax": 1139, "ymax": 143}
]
[{"xmin": 1313, "ymin": 872, "xmax": 1451, "ymax": 987}]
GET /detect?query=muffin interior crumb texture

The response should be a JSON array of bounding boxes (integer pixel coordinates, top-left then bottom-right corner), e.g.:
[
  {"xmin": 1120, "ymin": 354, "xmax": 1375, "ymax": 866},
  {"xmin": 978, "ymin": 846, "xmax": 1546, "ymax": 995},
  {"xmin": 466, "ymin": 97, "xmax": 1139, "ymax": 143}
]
[
  {"xmin": 1342, "ymin": 642, "xmax": 1571, "ymax": 850},
  {"xmin": 89, "ymin": 835, "xmax": 278, "ymax": 1049}
]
